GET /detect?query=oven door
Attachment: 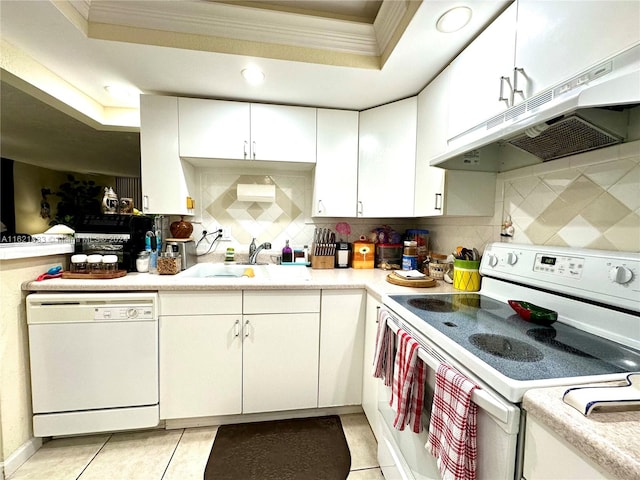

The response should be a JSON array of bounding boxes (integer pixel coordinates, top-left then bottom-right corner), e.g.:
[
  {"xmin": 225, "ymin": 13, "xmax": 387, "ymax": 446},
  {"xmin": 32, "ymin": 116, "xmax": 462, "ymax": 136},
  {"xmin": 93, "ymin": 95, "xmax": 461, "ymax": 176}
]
[{"xmin": 377, "ymin": 314, "xmax": 521, "ymax": 480}]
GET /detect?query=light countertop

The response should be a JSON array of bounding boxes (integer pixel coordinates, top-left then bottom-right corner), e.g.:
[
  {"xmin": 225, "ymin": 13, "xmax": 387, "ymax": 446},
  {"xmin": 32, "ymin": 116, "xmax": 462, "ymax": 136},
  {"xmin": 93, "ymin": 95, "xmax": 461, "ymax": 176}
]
[
  {"xmin": 23, "ymin": 266, "xmax": 456, "ymax": 299},
  {"xmin": 523, "ymin": 384, "xmax": 640, "ymax": 480}
]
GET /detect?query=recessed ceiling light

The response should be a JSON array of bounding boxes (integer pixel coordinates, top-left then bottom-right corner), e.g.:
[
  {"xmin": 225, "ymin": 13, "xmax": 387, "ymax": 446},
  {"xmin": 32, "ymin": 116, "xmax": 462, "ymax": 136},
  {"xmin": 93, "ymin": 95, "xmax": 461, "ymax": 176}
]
[
  {"xmin": 436, "ymin": 6, "xmax": 472, "ymax": 33},
  {"xmin": 241, "ymin": 67, "xmax": 265, "ymax": 85}
]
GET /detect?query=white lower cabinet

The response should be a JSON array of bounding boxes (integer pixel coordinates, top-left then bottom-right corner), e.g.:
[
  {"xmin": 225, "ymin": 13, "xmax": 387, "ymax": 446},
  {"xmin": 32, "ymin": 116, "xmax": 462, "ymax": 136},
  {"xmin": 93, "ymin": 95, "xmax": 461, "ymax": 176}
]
[
  {"xmin": 243, "ymin": 313, "xmax": 320, "ymax": 413},
  {"xmin": 361, "ymin": 293, "xmax": 381, "ymax": 440},
  {"xmin": 318, "ymin": 289, "xmax": 365, "ymax": 408},
  {"xmin": 523, "ymin": 415, "xmax": 612, "ymax": 480},
  {"xmin": 159, "ymin": 290, "xmax": 320, "ymax": 419}
]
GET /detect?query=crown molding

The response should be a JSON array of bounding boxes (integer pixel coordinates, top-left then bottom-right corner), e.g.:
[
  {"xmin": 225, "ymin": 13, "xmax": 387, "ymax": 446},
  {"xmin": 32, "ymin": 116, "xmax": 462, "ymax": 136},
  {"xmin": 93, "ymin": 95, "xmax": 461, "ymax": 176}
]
[{"xmin": 85, "ymin": 0, "xmax": 380, "ymax": 56}]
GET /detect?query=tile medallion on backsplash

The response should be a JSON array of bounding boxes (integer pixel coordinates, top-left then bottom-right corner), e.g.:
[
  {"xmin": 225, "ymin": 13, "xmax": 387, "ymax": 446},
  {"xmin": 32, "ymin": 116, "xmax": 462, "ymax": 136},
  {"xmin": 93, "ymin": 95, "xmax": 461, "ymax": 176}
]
[{"xmin": 203, "ymin": 173, "xmax": 308, "ymax": 245}]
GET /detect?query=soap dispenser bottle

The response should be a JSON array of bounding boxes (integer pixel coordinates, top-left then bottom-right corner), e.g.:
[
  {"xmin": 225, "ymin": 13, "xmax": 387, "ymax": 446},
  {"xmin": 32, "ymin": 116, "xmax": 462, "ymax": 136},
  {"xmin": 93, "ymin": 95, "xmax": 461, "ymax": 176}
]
[
  {"xmin": 282, "ymin": 240, "xmax": 293, "ymax": 263},
  {"xmin": 249, "ymin": 238, "xmax": 256, "ymax": 258}
]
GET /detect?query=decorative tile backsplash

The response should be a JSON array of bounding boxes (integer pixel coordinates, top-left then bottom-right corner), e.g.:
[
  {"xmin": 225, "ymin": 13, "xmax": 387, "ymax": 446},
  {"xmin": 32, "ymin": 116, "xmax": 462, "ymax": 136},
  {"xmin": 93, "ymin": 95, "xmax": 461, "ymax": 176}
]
[
  {"xmin": 501, "ymin": 145, "xmax": 640, "ymax": 252},
  {"xmin": 192, "ymin": 141, "xmax": 640, "ymax": 257}
]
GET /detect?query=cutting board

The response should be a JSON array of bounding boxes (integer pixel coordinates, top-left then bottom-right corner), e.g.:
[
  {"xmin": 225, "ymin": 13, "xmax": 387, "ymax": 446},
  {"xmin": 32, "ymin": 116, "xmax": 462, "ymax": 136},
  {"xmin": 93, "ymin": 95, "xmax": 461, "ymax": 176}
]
[
  {"xmin": 386, "ymin": 272, "xmax": 437, "ymax": 288},
  {"xmin": 61, "ymin": 270, "xmax": 127, "ymax": 279}
]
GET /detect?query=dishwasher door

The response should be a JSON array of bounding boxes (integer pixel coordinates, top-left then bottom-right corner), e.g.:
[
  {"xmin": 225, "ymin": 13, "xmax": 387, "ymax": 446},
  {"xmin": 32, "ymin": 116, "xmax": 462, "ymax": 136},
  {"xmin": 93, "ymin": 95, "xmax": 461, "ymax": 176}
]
[{"xmin": 27, "ymin": 292, "xmax": 159, "ymax": 436}]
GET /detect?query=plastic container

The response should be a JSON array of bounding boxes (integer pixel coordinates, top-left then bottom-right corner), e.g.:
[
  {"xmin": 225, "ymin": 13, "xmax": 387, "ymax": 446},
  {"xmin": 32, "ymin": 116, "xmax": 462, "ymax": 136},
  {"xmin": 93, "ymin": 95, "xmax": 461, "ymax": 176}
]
[
  {"xmin": 136, "ymin": 251, "xmax": 150, "ymax": 272},
  {"xmin": 102, "ymin": 254, "xmax": 118, "ymax": 272},
  {"xmin": 70, "ymin": 254, "xmax": 88, "ymax": 273},
  {"xmin": 453, "ymin": 259, "xmax": 481, "ymax": 291},
  {"xmin": 157, "ymin": 253, "xmax": 181, "ymax": 275},
  {"xmin": 405, "ymin": 229, "xmax": 429, "ymax": 267},
  {"xmin": 375, "ymin": 243, "xmax": 402, "ymax": 268},
  {"xmin": 87, "ymin": 254, "xmax": 103, "ymax": 272}
]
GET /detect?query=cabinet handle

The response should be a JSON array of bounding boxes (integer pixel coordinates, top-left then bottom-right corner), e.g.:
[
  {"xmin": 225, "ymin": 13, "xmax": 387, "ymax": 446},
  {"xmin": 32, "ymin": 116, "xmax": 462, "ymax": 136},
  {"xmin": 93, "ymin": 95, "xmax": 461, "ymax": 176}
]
[
  {"xmin": 234, "ymin": 319, "xmax": 240, "ymax": 337},
  {"xmin": 243, "ymin": 141, "xmax": 248, "ymax": 160},
  {"xmin": 357, "ymin": 201, "xmax": 363, "ymax": 216},
  {"xmin": 317, "ymin": 200, "xmax": 324, "ymax": 214},
  {"xmin": 513, "ymin": 67, "xmax": 526, "ymax": 101},
  {"xmin": 434, "ymin": 193, "xmax": 443, "ymax": 211},
  {"xmin": 252, "ymin": 141, "xmax": 256, "ymax": 160},
  {"xmin": 244, "ymin": 319, "xmax": 250, "ymax": 337},
  {"xmin": 143, "ymin": 195, "xmax": 149, "ymax": 211},
  {"xmin": 498, "ymin": 76, "xmax": 512, "ymax": 106},
  {"xmin": 376, "ymin": 305, "xmax": 380, "ymax": 323}
]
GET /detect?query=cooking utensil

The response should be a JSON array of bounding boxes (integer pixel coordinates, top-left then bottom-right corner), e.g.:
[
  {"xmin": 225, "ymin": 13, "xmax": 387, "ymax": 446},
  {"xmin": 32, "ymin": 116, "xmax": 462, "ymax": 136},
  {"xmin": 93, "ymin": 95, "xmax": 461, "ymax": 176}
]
[{"xmin": 35, "ymin": 265, "xmax": 63, "ymax": 281}]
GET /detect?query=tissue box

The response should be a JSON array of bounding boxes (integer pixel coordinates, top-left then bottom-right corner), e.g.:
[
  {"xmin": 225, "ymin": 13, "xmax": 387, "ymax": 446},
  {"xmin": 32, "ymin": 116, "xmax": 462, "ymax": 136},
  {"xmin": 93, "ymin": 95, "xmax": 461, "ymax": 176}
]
[{"xmin": 352, "ymin": 242, "xmax": 375, "ymax": 269}]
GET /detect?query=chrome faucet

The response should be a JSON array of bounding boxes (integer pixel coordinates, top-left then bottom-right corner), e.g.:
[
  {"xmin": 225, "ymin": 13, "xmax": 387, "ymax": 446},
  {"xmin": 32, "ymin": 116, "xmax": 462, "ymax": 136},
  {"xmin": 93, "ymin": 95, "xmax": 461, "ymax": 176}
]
[{"xmin": 248, "ymin": 241, "xmax": 271, "ymax": 264}]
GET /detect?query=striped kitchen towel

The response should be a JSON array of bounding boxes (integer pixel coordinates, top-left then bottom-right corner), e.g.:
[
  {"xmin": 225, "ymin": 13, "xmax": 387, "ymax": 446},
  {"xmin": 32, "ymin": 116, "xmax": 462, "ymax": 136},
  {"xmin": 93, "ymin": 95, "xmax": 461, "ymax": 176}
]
[
  {"xmin": 390, "ymin": 329, "xmax": 427, "ymax": 433},
  {"xmin": 372, "ymin": 308, "xmax": 394, "ymax": 386},
  {"xmin": 426, "ymin": 364, "xmax": 479, "ymax": 480}
]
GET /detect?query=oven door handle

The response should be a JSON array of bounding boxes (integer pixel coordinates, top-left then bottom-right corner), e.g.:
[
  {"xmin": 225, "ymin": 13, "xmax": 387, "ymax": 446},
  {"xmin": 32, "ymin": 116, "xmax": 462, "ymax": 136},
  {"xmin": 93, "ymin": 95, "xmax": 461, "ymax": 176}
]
[{"xmin": 384, "ymin": 312, "xmax": 517, "ymax": 429}]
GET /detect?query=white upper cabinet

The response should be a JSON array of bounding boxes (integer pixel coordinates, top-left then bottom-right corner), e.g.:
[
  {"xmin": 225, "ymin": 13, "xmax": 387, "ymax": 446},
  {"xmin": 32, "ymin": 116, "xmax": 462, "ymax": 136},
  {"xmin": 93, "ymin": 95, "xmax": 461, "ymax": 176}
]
[
  {"xmin": 358, "ymin": 97, "xmax": 417, "ymax": 218},
  {"xmin": 447, "ymin": 1, "xmax": 640, "ymax": 141},
  {"xmin": 447, "ymin": 3, "xmax": 517, "ymax": 140},
  {"xmin": 313, "ymin": 109, "xmax": 359, "ymax": 217},
  {"xmin": 250, "ymin": 103, "xmax": 317, "ymax": 163},
  {"xmin": 178, "ymin": 98, "xmax": 317, "ymax": 163},
  {"xmin": 140, "ymin": 95, "xmax": 196, "ymax": 215},
  {"xmin": 514, "ymin": 0, "xmax": 640, "ymax": 102},
  {"xmin": 178, "ymin": 98, "xmax": 250, "ymax": 160}
]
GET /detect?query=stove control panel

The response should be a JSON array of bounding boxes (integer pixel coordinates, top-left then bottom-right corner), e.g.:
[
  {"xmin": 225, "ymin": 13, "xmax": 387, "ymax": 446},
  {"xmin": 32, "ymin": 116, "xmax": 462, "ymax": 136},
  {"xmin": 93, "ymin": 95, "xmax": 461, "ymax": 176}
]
[
  {"xmin": 481, "ymin": 243, "xmax": 640, "ymax": 312},
  {"xmin": 533, "ymin": 253, "xmax": 584, "ymax": 279}
]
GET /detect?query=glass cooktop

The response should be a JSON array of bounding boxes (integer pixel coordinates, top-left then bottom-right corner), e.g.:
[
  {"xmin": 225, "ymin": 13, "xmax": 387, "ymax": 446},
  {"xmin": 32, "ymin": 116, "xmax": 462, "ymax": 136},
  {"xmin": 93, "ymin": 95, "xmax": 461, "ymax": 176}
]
[{"xmin": 387, "ymin": 293, "xmax": 640, "ymax": 383}]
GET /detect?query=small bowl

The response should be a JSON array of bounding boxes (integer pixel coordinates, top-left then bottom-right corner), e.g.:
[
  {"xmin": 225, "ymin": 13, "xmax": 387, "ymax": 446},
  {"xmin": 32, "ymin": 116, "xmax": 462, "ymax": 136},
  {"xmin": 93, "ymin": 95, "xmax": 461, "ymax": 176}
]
[{"xmin": 508, "ymin": 300, "xmax": 558, "ymax": 326}]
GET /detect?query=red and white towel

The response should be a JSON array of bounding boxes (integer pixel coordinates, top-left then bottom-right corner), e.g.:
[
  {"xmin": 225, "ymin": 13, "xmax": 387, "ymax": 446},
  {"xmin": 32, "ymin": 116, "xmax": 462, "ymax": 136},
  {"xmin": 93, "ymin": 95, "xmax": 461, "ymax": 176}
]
[
  {"xmin": 390, "ymin": 329, "xmax": 427, "ymax": 433},
  {"xmin": 372, "ymin": 309, "xmax": 394, "ymax": 387},
  {"xmin": 426, "ymin": 364, "xmax": 479, "ymax": 480}
]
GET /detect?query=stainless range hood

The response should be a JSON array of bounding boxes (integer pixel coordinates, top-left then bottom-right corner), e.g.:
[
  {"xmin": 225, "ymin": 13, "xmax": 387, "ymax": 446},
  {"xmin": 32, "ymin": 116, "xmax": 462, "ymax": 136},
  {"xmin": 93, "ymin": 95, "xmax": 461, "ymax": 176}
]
[{"xmin": 432, "ymin": 45, "xmax": 640, "ymax": 172}]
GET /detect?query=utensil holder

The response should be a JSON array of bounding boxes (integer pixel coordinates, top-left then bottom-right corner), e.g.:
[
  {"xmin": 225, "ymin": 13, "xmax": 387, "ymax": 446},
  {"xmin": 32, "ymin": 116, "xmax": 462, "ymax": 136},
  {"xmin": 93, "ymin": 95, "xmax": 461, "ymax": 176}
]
[{"xmin": 453, "ymin": 259, "xmax": 481, "ymax": 291}]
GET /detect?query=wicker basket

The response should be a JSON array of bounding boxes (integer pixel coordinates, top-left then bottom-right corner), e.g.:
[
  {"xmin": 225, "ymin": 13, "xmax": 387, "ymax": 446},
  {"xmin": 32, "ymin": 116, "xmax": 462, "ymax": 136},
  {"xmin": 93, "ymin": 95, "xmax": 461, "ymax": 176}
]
[{"xmin": 428, "ymin": 262, "xmax": 448, "ymax": 280}]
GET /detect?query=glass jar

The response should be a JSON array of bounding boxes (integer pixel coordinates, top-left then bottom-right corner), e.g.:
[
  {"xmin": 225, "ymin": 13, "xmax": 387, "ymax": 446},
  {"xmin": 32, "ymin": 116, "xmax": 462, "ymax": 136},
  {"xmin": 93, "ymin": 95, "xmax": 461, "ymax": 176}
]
[
  {"xmin": 103, "ymin": 254, "xmax": 118, "ymax": 272},
  {"xmin": 157, "ymin": 252, "xmax": 181, "ymax": 275},
  {"xmin": 70, "ymin": 254, "xmax": 88, "ymax": 273},
  {"xmin": 136, "ymin": 251, "xmax": 150, "ymax": 273},
  {"xmin": 87, "ymin": 254, "xmax": 103, "ymax": 272}
]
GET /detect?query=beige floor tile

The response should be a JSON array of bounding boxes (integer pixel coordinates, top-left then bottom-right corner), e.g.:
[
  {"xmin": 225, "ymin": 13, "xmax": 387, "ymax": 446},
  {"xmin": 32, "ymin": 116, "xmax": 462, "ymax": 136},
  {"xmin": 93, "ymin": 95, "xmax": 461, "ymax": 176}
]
[
  {"xmin": 8, "ymin": 435, "xmax": 109, "ymax": 480},
  {"xmin": 78, "ymin": 429, "xmax": 182, "ymax": 480},
  {"xmin": 162, "ymin": 426, "xmax": 218, "ymax": 480},
  {"xmin": 340, "ymin": 413, "xmax": 378, "ymax": 470},
  {"xmin": 347, "ymin": 467, "xmax": 385, "ymax": 479}
]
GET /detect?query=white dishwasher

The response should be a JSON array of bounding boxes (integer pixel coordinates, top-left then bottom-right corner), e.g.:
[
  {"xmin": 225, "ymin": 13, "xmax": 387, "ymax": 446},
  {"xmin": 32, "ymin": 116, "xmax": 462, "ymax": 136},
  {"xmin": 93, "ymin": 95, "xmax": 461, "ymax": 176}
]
[{"xmin": 26, "ymin": 292, "xmax": 159, "ymax": 437}]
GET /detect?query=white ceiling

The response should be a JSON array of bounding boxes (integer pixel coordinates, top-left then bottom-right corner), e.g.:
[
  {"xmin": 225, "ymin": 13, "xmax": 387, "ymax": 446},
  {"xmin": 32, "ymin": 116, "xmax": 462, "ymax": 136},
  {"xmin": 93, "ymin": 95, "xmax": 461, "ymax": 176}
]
[{"xmin": 0, "ymin": 0, "xmax": 511, "ymax": 177}]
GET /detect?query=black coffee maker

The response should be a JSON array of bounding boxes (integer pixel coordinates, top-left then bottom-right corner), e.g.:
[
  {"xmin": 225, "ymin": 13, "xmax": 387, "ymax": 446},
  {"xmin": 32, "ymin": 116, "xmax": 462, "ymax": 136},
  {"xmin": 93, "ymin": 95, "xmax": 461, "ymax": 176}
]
[{"xmin": 74, "ymin": 214, "xmax": 153, "ymax": 271}]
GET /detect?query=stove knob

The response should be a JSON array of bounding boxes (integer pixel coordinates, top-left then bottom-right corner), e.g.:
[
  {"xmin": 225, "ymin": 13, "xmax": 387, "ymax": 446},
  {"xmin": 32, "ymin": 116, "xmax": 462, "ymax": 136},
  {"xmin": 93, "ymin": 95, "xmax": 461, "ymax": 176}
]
[
  {"xmin": 487, "ymin": 254, "xmax": 498, "ymax": 267},
  {"xmin": 506, "ymin": 252, "xmax": 518, "ymax": 265},
  {"xmin": 609, "ymin": 265, "xmax": 633, "ymax": 284}
]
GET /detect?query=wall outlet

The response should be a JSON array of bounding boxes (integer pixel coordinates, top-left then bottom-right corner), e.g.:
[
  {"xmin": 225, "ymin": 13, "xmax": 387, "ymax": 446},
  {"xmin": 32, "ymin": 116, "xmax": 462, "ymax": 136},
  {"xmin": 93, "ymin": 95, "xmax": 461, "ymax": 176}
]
[{"xmin": 221, "ymin": 227, "xmax": 232, "ymax": 241}]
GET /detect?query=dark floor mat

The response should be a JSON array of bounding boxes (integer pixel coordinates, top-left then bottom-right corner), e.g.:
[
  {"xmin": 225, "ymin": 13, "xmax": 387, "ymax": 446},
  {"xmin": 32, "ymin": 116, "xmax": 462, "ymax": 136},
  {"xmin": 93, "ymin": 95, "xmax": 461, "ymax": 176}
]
[{"xmin": 203, "ymin": 415, "xmax": 351, "ymax": 480}]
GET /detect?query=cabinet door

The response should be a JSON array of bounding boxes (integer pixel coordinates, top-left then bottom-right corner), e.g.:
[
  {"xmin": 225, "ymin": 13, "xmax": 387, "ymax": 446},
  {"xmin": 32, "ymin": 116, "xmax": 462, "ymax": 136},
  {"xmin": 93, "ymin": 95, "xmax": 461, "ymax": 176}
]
[
  {"xmin": 242, "ymin": 313, "xmax": 319, "ymax": 413},
  {"xmin": 361, "ymin": 294, "xmax": 381, "ymax": 440},
  {"xmin": 140, "ymin": 95, "xmax": 196, "ymax": 215},
  {"xmin": 447, "ymin": 3, "xmax": 517, "ymax": 140},
  {"xmin": 515, "ymin": 1, "xmax": 640, "ymax": 103},
  {"xmin": 313, "ymin": 109, "xmax": 359, "ymax": 217},
  {"xmin": 178, "ymin": 98, "xmax": 250, "ymax": 160},
  {"xmin": 250, "ymin": 104, "xmax": 317, "ymax": 163},
  {"xmin": 358, "ymin": 97, "xmax": 417, "ymax": 217},
  {"xmin": 523, "ymin": 416, "xmax": 610, "ymax": 479},
  {"xmin": 159, "ymin": 315, "xmax": 242, "ymax": 419},
  {"xmin": 415, "ymin": 70, "xmax": 449, "ymax": 217},
  {"xmin": 318, "ymin": 290, "xmax": 365, "ymax": 408}
]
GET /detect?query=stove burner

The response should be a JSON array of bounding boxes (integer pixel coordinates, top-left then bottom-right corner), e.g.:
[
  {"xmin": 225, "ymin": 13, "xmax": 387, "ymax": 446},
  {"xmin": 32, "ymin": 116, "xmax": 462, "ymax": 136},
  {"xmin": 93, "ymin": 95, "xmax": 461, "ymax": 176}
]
[
  {"xmin": 526, "ymin": 328, "xmax": 595, "ymax": 358},
  {"xmin": 408, "ymin": 297, "xmax": 454, "ymax": 312},
  {"xmin": 469, "ymin": 334, "xmax": 543, "ymax": 362}
]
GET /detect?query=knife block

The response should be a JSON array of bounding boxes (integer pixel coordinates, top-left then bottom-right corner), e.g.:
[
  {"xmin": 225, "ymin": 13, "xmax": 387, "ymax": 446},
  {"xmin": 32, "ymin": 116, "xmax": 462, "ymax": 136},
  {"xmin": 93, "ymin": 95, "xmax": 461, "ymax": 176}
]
[{"xmin": 311, "ymin": 254, "xmax": 334, "ymax": 269}]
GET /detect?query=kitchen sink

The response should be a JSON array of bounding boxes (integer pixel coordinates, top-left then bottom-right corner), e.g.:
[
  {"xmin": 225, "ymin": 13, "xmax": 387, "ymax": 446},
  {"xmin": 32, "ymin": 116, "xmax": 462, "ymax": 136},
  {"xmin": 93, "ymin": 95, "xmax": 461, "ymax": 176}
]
[{"xmin": 179, "ymin": 263, "xmax": 310, "ymax": 281}]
